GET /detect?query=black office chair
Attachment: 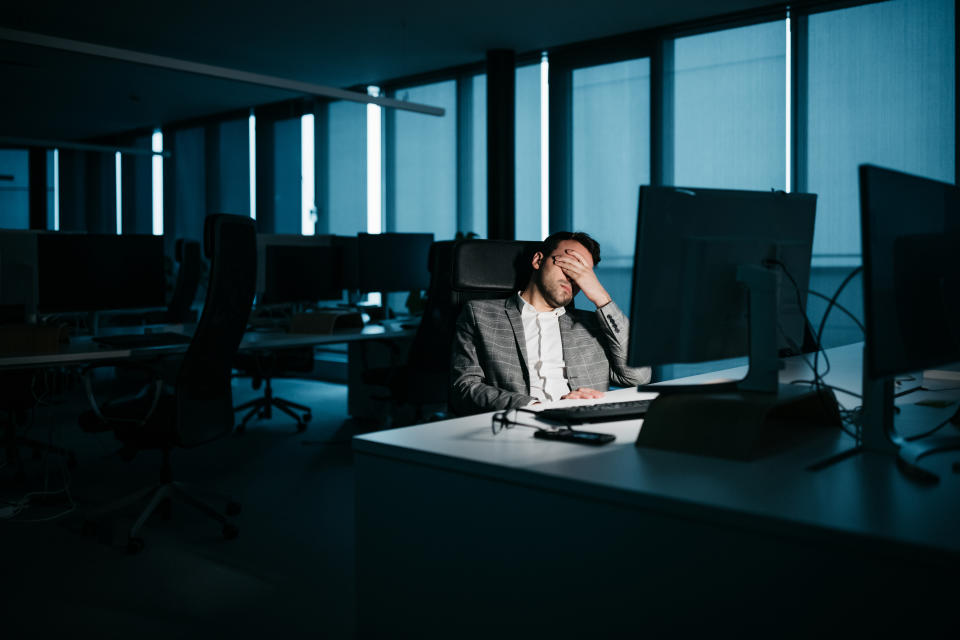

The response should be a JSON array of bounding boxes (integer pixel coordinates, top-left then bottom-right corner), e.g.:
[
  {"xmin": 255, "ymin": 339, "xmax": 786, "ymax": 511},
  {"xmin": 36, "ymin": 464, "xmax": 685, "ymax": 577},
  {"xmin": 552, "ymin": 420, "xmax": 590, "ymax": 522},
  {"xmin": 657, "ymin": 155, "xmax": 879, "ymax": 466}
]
[
  {"xmin": 361, "ymin": 240, "xmax": 458, "ymax": 425},
  {"xmin": 449, "ymin": 239, "xmax": 540, "ymax": 306},
  {"xmin": 232, "ymin": 348, "xmax": 313, "ymax": 433},
  {"xmin": 78, "ymin": 214, "xmax": 257, "ymax": 553},
  {"xmin": 363, "ymin": 239, "xmax": 540, "ymax": 424},
  {"xmin": 165, "ymin": 238, "xmax": 203, "ymax": 324}
]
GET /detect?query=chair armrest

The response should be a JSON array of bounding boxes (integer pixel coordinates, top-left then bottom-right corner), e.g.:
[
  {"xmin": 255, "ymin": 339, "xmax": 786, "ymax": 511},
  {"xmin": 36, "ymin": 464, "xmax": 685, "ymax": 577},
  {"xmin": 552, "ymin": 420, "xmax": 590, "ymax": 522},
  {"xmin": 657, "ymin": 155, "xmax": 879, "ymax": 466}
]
[{"xmin": 81, "ymin": 362, "xmax": 165, "ymax": 428}]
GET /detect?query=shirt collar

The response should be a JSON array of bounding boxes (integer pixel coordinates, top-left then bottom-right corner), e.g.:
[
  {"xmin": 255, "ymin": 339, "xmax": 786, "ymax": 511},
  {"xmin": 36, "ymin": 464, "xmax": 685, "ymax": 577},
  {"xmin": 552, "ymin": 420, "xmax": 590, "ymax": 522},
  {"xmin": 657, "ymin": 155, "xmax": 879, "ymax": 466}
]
[{"xmin": 515, "ymin": 292, "xmax": 566, "ymax": 318}]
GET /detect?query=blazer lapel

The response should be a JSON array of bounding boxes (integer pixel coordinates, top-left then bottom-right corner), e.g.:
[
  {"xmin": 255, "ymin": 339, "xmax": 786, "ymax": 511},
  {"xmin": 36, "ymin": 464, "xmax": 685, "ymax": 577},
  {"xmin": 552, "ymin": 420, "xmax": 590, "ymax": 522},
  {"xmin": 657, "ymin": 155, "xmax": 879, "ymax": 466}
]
[
  {"xmin": 504, "ymin": 297, "xmax": 529, "ymax": 375},
  {"xmin": 559, "ymin": 311, "xmax": 578, "ymax": 384}
]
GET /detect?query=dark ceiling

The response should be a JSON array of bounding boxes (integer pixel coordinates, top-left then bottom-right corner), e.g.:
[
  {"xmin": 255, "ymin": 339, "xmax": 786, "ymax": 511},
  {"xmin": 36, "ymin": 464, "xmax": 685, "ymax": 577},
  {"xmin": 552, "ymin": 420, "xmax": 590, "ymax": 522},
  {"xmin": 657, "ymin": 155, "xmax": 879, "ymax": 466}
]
[{"xmin": 0, "ymin": 0, "xmax": 786, "ymax": 143}]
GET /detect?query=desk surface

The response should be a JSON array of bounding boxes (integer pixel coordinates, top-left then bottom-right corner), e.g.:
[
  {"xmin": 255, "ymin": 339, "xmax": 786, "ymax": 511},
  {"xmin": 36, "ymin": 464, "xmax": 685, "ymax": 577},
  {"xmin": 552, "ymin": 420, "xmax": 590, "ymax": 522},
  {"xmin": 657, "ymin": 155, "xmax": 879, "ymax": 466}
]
[
  {"xmin": 0, "ymin": 321, "xmax": 415, "ymax": 369},
  {"xmin": 354, "ymin": 343, "xmax": 960, "ymax": 558}
]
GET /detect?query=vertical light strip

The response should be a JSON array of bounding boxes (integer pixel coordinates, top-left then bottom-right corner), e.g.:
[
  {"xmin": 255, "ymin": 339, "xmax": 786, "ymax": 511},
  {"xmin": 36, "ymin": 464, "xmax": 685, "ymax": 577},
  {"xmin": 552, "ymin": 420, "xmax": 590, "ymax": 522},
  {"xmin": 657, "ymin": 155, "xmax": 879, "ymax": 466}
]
[
  {"xmin": 52, "ymin": 148, "xmax": 59, "ymax": 231},
  {"xmin": 540, "ymin": 52, "xmax": 550, "ymax": 239},
  {"xmin": 115, "ymin": 151, "xmax": 122, "ymax": 234},
  {"xmin": 249, "ymin": 111, "xmax": 257, "ymax": 219},
  {"xmin": 366, "ymin": 86, "xmax": 383, "ymax": 235},
  {"xmin": 785, "ymin": 15, "xmax": 792, "ymax": 193},
  {"xmin": 151, "ymin": 129, "xmax": 164, "ymax": 235},
  {"xmin": 301, "ymin": 113, "xmax": 315, "ymax": 235}
]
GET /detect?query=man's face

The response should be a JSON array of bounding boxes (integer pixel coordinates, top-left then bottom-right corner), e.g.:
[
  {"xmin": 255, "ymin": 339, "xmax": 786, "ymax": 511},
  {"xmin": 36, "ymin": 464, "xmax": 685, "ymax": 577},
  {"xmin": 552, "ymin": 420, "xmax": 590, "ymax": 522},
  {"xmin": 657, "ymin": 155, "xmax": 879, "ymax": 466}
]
[{"xmin": 532, "ymin": 240, "xmax": 594, "ymax": 308}]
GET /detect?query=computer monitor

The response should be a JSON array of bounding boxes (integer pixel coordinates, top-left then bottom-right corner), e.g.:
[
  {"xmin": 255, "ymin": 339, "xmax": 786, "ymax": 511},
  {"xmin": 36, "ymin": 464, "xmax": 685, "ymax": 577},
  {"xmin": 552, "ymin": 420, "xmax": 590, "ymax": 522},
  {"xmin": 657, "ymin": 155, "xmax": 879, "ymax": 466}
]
[
  {"xmin": 35, "ymin": 233, "xmax": 166, "ymax": 313},
  {"xmin": 259, "ymin": 244, "xmax": 344, "ymax": 305},
  {"xmin": 627, "ymin": 185, "xmax": 839, "ymax": 460},
  {"xmin": 859, "ymin": 165, "xmax": 960, "ymax": 476},
  {"xmin": 628, "ymin": 186, "xmax": 817, "ymax": 370},
  {"xmin": 356, "ymin": 233, "xmax": 434, "ymax": 294}
]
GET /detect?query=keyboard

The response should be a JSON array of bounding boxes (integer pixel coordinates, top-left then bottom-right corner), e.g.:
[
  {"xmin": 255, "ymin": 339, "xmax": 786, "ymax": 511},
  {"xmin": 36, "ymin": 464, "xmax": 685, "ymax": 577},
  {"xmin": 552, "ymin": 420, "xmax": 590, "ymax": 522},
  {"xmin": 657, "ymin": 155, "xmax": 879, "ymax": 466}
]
[
  {"xmin": 93, "ymin": 332, "xmax": 192, "ymax": 348},
  {"xmin": 537, "ymin": 399, "xmax": 653, "ymax": 424}
]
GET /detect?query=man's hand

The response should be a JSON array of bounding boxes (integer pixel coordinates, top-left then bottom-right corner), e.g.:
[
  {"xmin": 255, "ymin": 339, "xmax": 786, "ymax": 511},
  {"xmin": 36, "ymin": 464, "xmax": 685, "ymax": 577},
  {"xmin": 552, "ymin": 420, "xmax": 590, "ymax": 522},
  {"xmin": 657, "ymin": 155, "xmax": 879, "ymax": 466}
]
[
  {"xmin": 561, "ymin": 387, "xmax": 605, "ymax": 400},
  {"xmin": 553, "ymin": 249, "xmax": 612, "ymax": 308}
]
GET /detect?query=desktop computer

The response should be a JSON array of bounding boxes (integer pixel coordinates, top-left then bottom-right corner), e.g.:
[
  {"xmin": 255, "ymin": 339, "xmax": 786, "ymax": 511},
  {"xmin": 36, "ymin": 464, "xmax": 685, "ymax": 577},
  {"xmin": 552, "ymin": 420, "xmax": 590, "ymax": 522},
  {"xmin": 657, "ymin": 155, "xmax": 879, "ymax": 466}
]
[
  {"xmin": 36, "ymin": 233, "xmax": 166, "ymax": 313},
  {"xmin": 356, "ymin": 233, "xmax": 434, "ymax": 294},
  {"xmin": 627, "ymin": 186, "xmax": 841, "ymax": 460},
  {"xmin": 859, "ymin": 164, "xmax": 960, "ymax": 481},
  {"xmin": 259, "ymin": 244, "xmax": 345, "ymax": 306}
]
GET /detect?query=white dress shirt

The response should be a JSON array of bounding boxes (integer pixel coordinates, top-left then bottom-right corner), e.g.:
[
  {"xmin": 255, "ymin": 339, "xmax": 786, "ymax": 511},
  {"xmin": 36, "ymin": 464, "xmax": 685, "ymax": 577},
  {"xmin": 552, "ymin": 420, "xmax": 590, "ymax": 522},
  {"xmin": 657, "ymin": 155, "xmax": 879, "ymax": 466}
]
[{"xmin": 517, "ymin": 293, "xmax": 570, "ymax": 402}]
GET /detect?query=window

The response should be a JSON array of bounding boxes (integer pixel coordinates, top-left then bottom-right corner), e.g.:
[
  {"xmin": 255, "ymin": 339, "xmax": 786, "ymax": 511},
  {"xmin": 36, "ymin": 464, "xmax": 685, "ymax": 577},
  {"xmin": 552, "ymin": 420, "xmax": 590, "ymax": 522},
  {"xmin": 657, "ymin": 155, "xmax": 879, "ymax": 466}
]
[
  {"xmin": 462, "ymin": 73, "xmax": 487, "ymax": 238},
  {"xmin": 670, "ymin": 21, "xmax": 786, "ymax": 191},
  {"xmin": 571, "ymin": 58, "xmax": 651, "ymax": 309},
  {"xmin": 326, "ymin": 100, "xmax": 368, "ymax": 236},
  {"xmin": 515, "ymin": 64, "xmax": 542, "ymax": 240},
  {"xmin": 0, "ymin": 150, "xmax": 30, "ymax": 230},
  {"xmin": 805, "ymin": 0, "xmax": 955, "ymax": 264},
  {"xmin": 388, "ymin": 80, "xmax": 457, "ymax": 240}
]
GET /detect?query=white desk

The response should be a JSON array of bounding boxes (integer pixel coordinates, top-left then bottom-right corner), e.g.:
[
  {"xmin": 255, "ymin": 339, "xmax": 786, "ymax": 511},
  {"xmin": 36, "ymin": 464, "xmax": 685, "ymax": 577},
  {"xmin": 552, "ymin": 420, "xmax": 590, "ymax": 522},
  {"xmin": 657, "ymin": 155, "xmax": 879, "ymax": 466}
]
[
  {"xmin": 353, "ymin": 344, "xmax": 960, "ymax": 636},
  {"xmin": 0, "ymin": 322, "xmax": 415, "ymax": 370}
]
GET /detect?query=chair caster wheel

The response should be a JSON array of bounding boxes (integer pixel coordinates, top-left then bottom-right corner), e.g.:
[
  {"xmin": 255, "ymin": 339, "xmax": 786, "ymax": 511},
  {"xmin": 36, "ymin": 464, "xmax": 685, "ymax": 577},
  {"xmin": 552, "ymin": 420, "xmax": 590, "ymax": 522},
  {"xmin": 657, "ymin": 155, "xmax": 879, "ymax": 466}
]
[
  {"xmin": 296, "ymin": 421, "xmax": 307, "ymax": 433},
  {"xmin": 127, "ymin": 537, "xmax": 145, "ymax": 554},
  {"xmin": 234, "ymin": 424, "xmax": 246, "ymax": 435},
  {"xmin": 226, "ymin": 502, "xmax": 242, "ymax": 516},
  {"xmin": 304, "ymin": 413, "xmax": 312, "ymax": 423},
  {"xmin": 222, "ymin": 523, "xmax": 239, "ymax": 540}
]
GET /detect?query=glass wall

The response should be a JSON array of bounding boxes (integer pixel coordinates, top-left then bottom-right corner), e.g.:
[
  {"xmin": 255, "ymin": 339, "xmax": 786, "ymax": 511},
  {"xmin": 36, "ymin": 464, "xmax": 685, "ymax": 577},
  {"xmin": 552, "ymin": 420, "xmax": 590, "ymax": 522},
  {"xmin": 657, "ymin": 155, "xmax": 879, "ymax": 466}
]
[
  {"xmin": 671, "ymin": 21, "xmax": 786, "ymax": 191},
  {"xmin": 571, "ymin": 58, "xmax": 651, "ymax": 310},
  {"xmin": 326, "ymin": 101, "xmax": 367, "ymax": 236},
  {"xmin": 806, "ymin": 0, "xmax": 955, "ymax": 263},
  {"xmin": 0, "ymin": 150, "xmax": 30, "ymax": 230},
  {"xmin": 464, "ymin": 73, "xmax": 487, "ymax": 238},
  {"xmin": 389, "ymin": 80, "xmax": 458, "ymax": 240},
  {"xmin": 515, "ymin": 64, "xmax": 542, "ymax": 241}
]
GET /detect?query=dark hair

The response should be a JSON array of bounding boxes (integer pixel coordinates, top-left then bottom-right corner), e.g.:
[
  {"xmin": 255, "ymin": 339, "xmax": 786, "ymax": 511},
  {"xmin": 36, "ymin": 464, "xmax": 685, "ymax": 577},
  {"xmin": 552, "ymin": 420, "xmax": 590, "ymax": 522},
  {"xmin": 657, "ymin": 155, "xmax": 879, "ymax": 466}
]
[{"xmin": 540, "ymin": 231, "xmax": 601, "ymax": 266}]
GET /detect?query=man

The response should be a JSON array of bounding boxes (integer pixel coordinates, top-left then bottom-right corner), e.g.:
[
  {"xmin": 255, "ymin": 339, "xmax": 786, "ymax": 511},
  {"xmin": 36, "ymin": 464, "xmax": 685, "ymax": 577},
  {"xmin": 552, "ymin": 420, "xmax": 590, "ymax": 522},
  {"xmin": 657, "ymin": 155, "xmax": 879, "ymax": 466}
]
[{"xmin": 450, "ymin": 231, "xmax": 651, "ymax": 415}]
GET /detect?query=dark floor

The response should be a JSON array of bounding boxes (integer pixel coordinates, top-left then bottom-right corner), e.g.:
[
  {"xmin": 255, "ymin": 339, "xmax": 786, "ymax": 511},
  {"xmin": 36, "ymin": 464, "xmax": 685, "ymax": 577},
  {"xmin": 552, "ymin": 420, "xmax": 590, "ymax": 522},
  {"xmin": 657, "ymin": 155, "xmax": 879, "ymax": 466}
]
[{"xmin": 1, "ymin": 375, "xmax": 362, "ymax": 638}]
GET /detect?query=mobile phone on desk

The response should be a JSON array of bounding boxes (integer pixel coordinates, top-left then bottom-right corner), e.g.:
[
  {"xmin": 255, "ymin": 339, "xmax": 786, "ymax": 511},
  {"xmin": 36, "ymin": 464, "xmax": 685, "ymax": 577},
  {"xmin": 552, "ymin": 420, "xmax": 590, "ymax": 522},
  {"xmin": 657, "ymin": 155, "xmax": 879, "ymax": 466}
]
[{"xmin": 534, "ymin": 429, "xmax": 615, "ymax": 446}]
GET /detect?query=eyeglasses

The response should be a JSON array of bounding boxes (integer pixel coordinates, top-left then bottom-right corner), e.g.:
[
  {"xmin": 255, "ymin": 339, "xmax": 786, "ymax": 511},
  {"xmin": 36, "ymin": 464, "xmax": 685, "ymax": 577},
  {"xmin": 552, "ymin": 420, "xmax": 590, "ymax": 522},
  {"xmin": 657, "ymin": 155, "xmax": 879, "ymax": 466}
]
[{"xmin": 491, "ymin": 407, "xmax": 570, "ymax": 436}]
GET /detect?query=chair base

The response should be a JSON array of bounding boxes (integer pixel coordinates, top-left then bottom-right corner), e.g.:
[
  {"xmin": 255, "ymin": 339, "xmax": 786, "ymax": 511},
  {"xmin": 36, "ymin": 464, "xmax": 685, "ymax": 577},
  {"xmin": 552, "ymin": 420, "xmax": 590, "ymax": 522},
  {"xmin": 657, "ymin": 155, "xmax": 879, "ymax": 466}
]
[
  {"xmin": 233, "ymin": 377, "xmax": 311, "ymax": 433},
  {"xmin": 82, "ymin": 478, "xmax": 240, "ymax": 554}
]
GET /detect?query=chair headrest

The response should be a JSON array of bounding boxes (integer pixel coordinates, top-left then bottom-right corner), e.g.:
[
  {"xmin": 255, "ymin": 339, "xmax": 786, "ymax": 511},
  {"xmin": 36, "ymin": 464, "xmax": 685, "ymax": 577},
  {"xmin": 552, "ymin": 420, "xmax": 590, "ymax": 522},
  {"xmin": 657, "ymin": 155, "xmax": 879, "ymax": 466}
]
[{"xmin": 451, "ymin": 240, "xmax": 541, "ymax": 294}]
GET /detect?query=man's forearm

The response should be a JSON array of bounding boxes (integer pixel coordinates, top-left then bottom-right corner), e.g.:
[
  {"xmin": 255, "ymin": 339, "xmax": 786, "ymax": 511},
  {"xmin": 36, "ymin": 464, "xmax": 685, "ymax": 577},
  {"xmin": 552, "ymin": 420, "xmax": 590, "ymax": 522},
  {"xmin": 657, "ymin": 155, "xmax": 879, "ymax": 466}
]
[{"xmin": 450, "ymin": 378, "xmax": 536, "ymax": 415}]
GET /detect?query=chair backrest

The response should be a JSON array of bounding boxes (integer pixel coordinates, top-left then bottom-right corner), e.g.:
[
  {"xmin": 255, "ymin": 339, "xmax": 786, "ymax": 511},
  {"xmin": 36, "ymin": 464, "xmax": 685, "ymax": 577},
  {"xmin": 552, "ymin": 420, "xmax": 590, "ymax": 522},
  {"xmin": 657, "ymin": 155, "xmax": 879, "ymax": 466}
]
[
  {"xmin": 175, "ymin": 214, "xmax": 257, "ymax": 446},
  {"xmin": 406, "ymin": 240, "xmax": 457, "ymax": 374},
  {"xmin": 450, "ymin": 239, "xmax": 541, "ymax": 305},
  {"xmin": 166, "ymin": 238, "xmax": 203, "ymax": 323}
]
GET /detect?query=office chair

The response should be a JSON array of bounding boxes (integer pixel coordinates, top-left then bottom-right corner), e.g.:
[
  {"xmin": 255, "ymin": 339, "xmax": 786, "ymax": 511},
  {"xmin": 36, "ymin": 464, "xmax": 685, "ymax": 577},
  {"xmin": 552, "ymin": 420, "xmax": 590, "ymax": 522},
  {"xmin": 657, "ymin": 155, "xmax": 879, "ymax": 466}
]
[
  {"xmin": 364, "ymin": 239, "xmax": 539, "ymax": 425},
  {"xmin": 77, "ymin": 214, "xmax": 256, "ymax": 553},
  {"xmin": 232, "ymin": 347, "xmax": 313, "ymax": 433},
  {"xmin": 361, "ymin": 240, "xmax": 457, "ymax": 425},
  {"xmin": 165, "ymin": 238, "xmax": 203, "ymax": 323}
]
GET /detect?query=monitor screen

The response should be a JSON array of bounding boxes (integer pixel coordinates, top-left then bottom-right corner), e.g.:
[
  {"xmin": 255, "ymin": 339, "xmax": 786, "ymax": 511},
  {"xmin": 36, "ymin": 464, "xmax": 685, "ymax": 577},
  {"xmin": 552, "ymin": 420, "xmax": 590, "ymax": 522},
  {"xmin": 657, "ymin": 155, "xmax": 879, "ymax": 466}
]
[
  {"xmin": 860, "ymin": 165, "xmax": 960, "ymax": 379},
  {"xmin": 260, "ymin": 244, "xmax": 344, "ymax": 305},
  {"xmin": 627, "ymin": 186, "xmax": 817, "ymax": 367},
  {"xmin": 36, "ymin": 233, "xmax": 166, "ymax": 313},
  {"xmin": 357, "ymin": 233, "xmax": 434, "ymax": 293}
]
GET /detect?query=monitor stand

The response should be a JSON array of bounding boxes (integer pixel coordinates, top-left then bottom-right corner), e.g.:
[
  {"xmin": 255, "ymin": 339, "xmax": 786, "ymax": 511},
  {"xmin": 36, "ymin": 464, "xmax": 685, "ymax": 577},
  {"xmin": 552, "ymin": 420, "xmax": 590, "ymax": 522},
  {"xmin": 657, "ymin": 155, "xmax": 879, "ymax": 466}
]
[
  {"xmin": 636, "ymin": 264, "xmax": 842, "ymax": 460},
  {"xmin": 860, "ymin": 362, "xmax": 960, "ymax": 484}
]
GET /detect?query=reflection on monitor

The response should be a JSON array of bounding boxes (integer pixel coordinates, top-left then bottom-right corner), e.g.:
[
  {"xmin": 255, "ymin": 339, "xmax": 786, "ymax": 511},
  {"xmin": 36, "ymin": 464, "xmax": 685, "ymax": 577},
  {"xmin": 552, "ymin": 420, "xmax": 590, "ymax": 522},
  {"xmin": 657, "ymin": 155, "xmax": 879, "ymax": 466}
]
[
  {"xmin": 356, "ymin": 233, "xmax": 434, "ymax": 293},
  {"xmin": 260, "ymin": 244, "xmax": 344, "ymax": 305},
  {"xmin": 859, "ymin": 165, "xmax": 960, "ymax": 477},
  {"xmin": 628, "ymin": 186, "xmax": 840, "ymax": 461},
  {"xmin": 36, "ymin": 233, "xmax": 166, "ymax": 313}
]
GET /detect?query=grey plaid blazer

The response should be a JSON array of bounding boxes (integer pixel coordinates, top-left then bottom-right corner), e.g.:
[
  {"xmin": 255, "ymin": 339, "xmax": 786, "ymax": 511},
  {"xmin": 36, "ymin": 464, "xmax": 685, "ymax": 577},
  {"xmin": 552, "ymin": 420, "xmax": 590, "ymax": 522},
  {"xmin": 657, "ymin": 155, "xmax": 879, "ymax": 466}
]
[{"xmin": 450, "ymin": 295, "xmax": 651, "ymax": 415}]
